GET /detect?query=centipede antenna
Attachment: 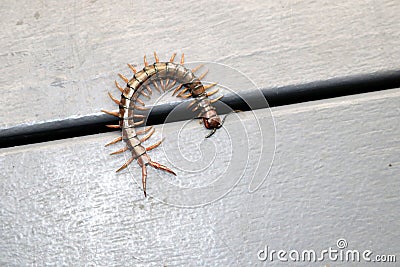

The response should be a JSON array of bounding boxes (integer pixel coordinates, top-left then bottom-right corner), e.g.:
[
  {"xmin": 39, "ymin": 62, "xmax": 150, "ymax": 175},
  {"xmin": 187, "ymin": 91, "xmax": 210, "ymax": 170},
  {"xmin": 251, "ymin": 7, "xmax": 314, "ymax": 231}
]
[
  {"xmin": 105, "ymin": 124, "xmax": 121, "ymax": 129},
  {"xmin": 187, "ymin": 116, "xmax": 203, "ymax": 125},
  {"xmin": 101, "ymin": 110, "xmax": 120, "ymax": 117},
  {"xmin": 210, "ymin": 95, "xmax": 223, "ymax": 103},
  {"xmin": 205, "ymin": 128, "xmax": 217, "ymax": 138},
  {"xmin": 206, "ymin": 88, "xmax": 219, "ymax": 97},
  {"xmin": 192, "ymin": 64, "xmax": 204, "ymax": 73},
  {"xmin": 108, "ymin": 92, "xmax": 120, "ymax": 105},
  {"xmin": 144, "ymin": 55, "xmax": 148, "ymax": 66},
  {"xmin": 115, "ymin": 80, "xmax": 124, "ymax": 92},
  {"xmin": 154, "ymin": 51, "xmax": 159, "ymax": 63},
  {"xmin": 221, "ymin": 110, "xmax": 242, "ymax": 126},
  {"xmin": 203, "ymin": 82, "xmax": 217, "ymax": 90},
  {"xmin": 140, "ymin": 127, "xmax": 155, "ymax": 142},
  {"xmin": 180, "ymin": 53, "xmax": 184, "ymax": 65},
  {"xmin": 198, "ymin": 70, "xmax": 209, "ymax": 80},
  {"xmin": 110, "ymin": 146, "xmax": 128, "ymax": 155},
  {"xmin": 105, "ymin": 136, "xmax": 122, "ymax": 147},
  {"xmin": 118, "ymin": 73, "xmax": 129, "ymax": 83},
  {"xmin": 116, "ymin": 157, "xmax": 135, "ymax": 172},
  {"xmin": 170, "ymin": 52, "xmax": 177, "ymax": 62},
  {"xmin": 127, "ymin": 63, "xmax": 137, "ymax": 73}
]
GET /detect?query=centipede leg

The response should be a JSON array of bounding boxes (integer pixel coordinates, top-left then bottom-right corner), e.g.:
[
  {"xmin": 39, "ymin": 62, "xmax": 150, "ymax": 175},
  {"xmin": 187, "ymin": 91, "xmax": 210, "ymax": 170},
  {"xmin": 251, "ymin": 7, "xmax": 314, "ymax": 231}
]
[
  {"xmin": 203, "ymin": 82, "xmax": 217, "ymax": 90},
  {"xmin": 148, "ymin": 161, "xmax": 176, "ymax": 176},
  {"xmin": 187, "ymin": 99, "xmax": 198, "ymax": 109},
  {"xmin": 118, "ymin": 73, "xmax": 129, "ymax": 83},
  {"xmin": 110, "ymin": 146, "xmax": 128, "ymax": 155},
  {"xmin": 170, "ymin": 52, "xmax": 177, "ymax": 63},
  {"xmin": 146, "ymin": 138, "xmax": 164, "ymax": 151},
  {"xmin": 160, "ymin": 79, "xmax": 166, "ymax": 91},
  {"xmin": 142, "ymin": 164, "xmax": 147, "ymax": 197},
  {"xmin": 164, "ymin": 78, "xmax": 170, "ymax": 91},
  {"xmin": 140, "ymin": 127, "xmax": 156, "ymax": 142},
  {"xmin": 105, "ymin": 136, "xmax": 122, "ymax": 147},
  {"xmin": 198, "ymin": 70, "xmax": 209, "ymax": 80},
  {"xmin": 206, "ymin": 88, "xmax": 219, "ymax": 97},
  {"xmin": 145, "ymin": 85, "xmax": 153, "ymax": 95},
  {"xmin": 192, "ymin": 64, "xmax": 204, "ymax": 73},
  {"xmin": 115, "ymin": 80, "xmax": 124, "ymax": 93},
  {"xmin": 101, "ymin": 110, "xmax": 120, "ymax": 117},
  {"xmin": 108, "ymin": 92, "xmax": 120, "ymax": 105},
  {"xmin": 211, "ymin": 95, "xmax": 223, "ymax": 103},
  {"xmin": 106, "ymin": 124, "xmax": 121, "ymax": 129},
  {"xmin": 177, "ymin": 87, "xmax": 188, "ymax": 97},
  {"xmin": 166, "ymin": 80, "xmax": 177, "ymax": 91},
  {"xmin": 172, "ymin": 84, "xmax": 183, "ymax": 96},
  {"xmin": 153, "ymin": 51, "xmax": 159, "ymax": 63},
  {"xmin": 181, "ymin": 93, "xmax": 192, "ymax": 99},
  {"xmin": 136, "ymin": 126, "xmax": 153, "ymax": 135},
  {"xmin": 127, "ymin": 63, "xmax": 137, "ymax": 74},
  {"xmin": 116, "ymin": 157, "xmax": 135, "ymax": 172},
  {"xmin": 152, "ymin": 81, "xmax": 162, "ymax": 93}
]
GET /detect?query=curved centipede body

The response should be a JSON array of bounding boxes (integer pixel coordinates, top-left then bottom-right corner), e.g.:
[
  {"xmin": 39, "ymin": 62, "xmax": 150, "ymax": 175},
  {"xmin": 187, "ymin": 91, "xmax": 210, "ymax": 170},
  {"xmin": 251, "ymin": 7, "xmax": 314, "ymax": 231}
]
[{"xmin": 102, "ymin": 52, "xmax": 223, "ymax": 197}]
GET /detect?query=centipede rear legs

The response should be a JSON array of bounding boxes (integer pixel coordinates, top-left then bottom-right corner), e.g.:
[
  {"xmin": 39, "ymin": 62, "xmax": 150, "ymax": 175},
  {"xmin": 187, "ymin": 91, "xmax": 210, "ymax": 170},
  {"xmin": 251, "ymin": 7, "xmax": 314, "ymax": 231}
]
[{"xmin": 136, "ymin": 153, "xmax": 176, "ymax": 197}]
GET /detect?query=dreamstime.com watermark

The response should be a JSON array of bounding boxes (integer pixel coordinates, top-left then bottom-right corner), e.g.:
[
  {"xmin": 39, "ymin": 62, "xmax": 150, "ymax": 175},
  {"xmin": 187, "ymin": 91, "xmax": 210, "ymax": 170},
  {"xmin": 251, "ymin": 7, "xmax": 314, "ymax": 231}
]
[{"xmin": 257, "ymin": 239, "xmax": 397, "ymax": 263}]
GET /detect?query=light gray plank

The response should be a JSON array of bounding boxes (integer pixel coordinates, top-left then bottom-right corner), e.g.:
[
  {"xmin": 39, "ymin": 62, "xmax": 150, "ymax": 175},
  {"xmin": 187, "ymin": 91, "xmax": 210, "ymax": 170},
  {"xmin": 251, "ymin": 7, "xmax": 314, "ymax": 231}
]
[
  {"xmin": 1, "ymin": 0, "xmax": 400, "ymax": 128},
  {"xmin": 1, "ymin": 89, "xmax": 399, "ymax": 266}
]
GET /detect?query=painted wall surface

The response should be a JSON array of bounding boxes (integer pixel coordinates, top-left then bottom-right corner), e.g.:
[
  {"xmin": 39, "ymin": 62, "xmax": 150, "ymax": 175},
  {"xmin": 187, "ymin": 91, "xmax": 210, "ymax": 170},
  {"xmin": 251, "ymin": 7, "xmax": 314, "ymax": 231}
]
[
  {"xmin": 1, "ymin": 0, "xmax": 400, "ymax": 128},
  {"xmin": 0, "ymin": 0, "xmax": 399, "ymax": 266},
  {"xmin": 1, "ymin": 89, "xmax": 399, "ymax": 266}
]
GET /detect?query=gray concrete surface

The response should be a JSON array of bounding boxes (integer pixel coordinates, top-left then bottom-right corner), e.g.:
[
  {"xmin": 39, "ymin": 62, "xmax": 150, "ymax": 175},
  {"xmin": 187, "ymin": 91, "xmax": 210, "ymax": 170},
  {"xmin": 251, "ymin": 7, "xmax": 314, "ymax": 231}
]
[
  {"xmin": 1, "ymin": 89, "xmax": 399, "ymax": 266},
  {"xmin": 1, "ymin": 0, "xmax": 400, "ymax": 128}
]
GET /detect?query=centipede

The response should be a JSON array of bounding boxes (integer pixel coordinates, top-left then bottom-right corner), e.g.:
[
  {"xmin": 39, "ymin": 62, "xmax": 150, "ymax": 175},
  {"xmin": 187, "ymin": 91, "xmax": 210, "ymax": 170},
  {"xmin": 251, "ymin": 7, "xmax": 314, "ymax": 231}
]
[{"xmin": 102, "ymin": 52, "xmax": 226, "ymax": 197}]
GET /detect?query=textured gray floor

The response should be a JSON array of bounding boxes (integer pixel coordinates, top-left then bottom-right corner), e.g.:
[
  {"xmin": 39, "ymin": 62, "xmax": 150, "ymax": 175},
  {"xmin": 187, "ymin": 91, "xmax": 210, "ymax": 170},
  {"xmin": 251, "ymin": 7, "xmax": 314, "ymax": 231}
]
[
  {"xmin": 1, "ymin": 89, "xmax": 399, "ymax": 266},
  {"xmin": 1, "ymin": 0, "xmax": 400, "ymax": 128}
]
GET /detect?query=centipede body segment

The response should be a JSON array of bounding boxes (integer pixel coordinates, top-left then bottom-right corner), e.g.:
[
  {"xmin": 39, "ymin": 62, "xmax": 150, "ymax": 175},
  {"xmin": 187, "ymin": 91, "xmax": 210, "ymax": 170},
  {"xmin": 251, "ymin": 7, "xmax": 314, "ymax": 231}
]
[{"xmin": 102, "ymin": 52, "xmax": 224, "ymax": 197}]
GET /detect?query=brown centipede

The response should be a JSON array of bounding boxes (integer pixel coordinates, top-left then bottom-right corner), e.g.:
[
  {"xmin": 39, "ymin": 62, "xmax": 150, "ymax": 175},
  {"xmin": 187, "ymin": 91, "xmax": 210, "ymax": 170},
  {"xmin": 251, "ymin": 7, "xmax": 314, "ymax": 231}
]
[{"xmin": 102, "ymin": 52, "xmax": 226, "ymax": 197}]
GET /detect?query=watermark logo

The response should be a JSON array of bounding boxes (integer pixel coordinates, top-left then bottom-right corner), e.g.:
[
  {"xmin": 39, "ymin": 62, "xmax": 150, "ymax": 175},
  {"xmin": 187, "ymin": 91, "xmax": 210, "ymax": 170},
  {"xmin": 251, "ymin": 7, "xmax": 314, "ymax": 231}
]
[
  {"xmin": 123, "ymin": 60, "xmax": 276, "ymax": 207},
  {"xmin": 257, "ymin": 239, "xmax": 397, "ymax": 263}
]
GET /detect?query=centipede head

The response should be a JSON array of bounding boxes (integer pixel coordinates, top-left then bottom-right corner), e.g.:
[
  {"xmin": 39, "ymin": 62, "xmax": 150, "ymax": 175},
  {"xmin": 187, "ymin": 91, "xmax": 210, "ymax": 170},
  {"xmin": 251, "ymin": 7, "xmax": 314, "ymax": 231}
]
[
  {"xmin": 203, "ymin": 116, "xmax": 222, "ymax": 130},
  {"xmin": 203, "ymin": 109, "xmax": 241, "ymax": 138},
  {"xmin": 203, "ymin": 116, "xmax": 222, "ymax": 138}
]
